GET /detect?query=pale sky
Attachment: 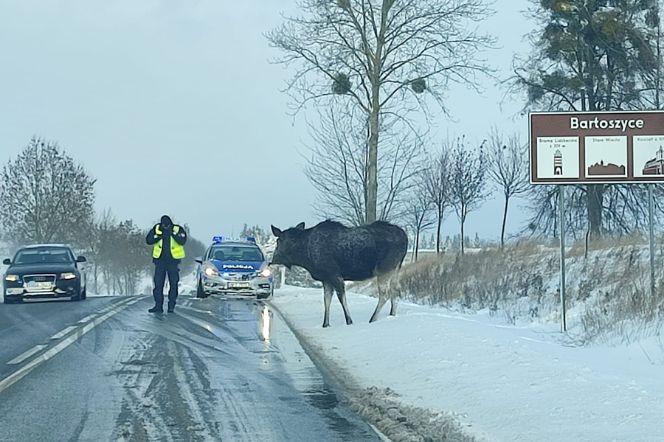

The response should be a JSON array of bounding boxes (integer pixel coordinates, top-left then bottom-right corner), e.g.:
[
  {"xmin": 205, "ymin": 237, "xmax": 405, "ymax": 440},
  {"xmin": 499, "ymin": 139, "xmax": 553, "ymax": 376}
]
[{"xmin": 0, "ymin": 1, "xmax": 534, "ymax": 243}]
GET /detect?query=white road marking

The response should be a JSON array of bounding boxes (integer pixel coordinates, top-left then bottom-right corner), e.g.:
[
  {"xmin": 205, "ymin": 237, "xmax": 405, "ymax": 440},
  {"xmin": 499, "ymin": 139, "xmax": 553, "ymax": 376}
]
[
  {"xmin": 49, "ymin": 326, "xmax": 77, "ymax": 340},
  {"xmin": 77, "ymin": 314, "xmax": 96, "ymax": 324},
  {"xmin": 0, "ymin": 296, "xmax": 144, "ymax": 394},
  {"xmin": 7, "ymin": 345, "xmax": 48, "ymax": 366}
]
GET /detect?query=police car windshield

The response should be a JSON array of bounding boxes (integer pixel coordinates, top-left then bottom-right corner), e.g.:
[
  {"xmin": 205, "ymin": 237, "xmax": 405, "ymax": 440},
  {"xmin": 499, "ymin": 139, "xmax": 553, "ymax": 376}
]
[
  {"xmin": 14, "ymin": 247, "xmax": 74, "ymax": 264},
  {"xmin": 210, "ymin": 245, "xmax": 263, "ymax": 262}
]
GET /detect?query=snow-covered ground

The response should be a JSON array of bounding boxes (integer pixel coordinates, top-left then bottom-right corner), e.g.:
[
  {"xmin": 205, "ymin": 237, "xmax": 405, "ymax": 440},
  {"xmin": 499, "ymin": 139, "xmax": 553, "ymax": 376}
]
[{"xmin": 272, "ymin": 286, "xmax": 664, "ymax": 441}]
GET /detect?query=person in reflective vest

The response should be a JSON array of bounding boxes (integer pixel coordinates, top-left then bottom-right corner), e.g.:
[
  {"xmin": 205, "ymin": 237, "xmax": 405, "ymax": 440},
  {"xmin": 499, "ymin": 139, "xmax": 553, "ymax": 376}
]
[{"xmin": 145, "ymin": 215, "xmax": 187, "ymax": 313}]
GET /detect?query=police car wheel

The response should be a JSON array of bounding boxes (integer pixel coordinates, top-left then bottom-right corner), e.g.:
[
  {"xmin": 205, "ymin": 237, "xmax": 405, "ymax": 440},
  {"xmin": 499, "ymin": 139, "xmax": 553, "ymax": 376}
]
[{"xmin": 258, "ymin": 290, "xmax": 272, "ymax": 300}]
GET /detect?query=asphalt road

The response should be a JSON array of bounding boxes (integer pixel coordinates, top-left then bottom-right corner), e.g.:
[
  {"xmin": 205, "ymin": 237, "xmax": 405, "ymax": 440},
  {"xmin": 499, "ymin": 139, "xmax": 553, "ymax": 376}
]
[{"xmin": 0, "ymin": 294, "xmax": 380, "ymax": 441}]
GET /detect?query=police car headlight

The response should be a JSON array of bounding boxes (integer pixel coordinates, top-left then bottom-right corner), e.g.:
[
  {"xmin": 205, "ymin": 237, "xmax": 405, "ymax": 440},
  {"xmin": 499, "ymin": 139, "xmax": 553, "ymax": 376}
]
[
  {"xmin": 260, "ymin": 268, "xmax": 271, "ymax": 278},
  {"xmin": 203, "ymin": 264, "xmax": 219, "ymax": 277}
]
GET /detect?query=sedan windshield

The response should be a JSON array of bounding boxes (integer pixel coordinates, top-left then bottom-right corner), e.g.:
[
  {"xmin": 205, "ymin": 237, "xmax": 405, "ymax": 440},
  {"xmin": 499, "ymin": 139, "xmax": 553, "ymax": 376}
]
[
  {"xmin": 14, "ymin": 247, "xmax": 74, "ymax": 265},
  {"xmin": 209, "ymin": 246, "xmax": 263, "ymax": 262}
]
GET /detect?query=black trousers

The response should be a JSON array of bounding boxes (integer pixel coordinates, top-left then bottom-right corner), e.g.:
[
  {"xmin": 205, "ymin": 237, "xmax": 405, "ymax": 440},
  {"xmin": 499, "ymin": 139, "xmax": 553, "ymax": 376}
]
[{"xmin": 153, "ymin": 261, "xmax": 180, "ymax": 308}]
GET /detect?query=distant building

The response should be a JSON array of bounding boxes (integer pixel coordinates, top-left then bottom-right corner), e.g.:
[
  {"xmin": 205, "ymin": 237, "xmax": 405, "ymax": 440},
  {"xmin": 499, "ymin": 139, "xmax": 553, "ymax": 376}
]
[
  {"xmin": 643, "ymin": 146, "xmax": 664, "ymax": 175},
  {"xmin": 587, "ymin": 160, "xmax": 625, "ymax": 176},
  {"xmin": 553, "ymin": 150, "xmax": 563, "ymax": 175}
]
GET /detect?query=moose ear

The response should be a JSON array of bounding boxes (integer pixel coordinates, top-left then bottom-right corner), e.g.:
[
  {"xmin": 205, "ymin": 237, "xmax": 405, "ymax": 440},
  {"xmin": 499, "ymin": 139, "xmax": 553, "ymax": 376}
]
[
  {"xmin": 295, "ymin": 222, "xmax": 305, "ymax": 230},
  {"xmin": 271, "ymin": 225, "xmax": 282, "ymax": 237}
]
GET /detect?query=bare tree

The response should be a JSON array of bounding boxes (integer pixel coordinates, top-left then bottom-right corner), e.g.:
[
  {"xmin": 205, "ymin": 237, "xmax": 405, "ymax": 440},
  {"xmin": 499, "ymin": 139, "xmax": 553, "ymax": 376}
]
[
  {"xmin": 423, "ymin": 145, "xmax": 451, "ymax": 254},
  {"xmin": 449, "ymin": 137, "xmax": 487, "ymax": 255},
  {"xmin": 0, "ymin": 137, "xmax": 95, "ymax": 246},
  {"xmin": 304, "ymin": 106, "xmax": 422, "ymax": 225},
  {"xmin": 269, "ymin": 0, "xmax": 494, "ymax": 224},
  {"xmin": 486, "ymin": 129, "xmax": 529, "ymax": 249},
  {"xmin": 404, "ymin": 173, "xmax": 434, "ymax": 262}
]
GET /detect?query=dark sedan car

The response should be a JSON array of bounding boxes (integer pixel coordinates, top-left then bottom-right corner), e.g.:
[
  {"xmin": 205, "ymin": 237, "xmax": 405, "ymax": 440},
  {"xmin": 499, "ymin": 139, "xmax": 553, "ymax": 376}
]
[{"xmin": 2, "ymin": 245, "xmax": 87, "ymax": 304}]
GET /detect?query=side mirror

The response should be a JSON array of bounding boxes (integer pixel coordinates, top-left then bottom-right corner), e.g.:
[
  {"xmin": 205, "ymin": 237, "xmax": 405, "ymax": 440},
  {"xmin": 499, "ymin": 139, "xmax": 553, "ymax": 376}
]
[
  {"xmin": 76, "ymin": 256, "xmax": 87, "ymax": 263},
  {"xmin": 2, "ymin": 258, "xmax": 10, "ymax": 265}
]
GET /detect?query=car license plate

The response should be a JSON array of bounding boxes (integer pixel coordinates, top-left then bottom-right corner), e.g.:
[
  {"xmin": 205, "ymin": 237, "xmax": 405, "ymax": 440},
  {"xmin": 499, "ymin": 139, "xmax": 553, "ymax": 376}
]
[
  {"xmin": 27, "ymin": 281, "xmax": 52, "ymax": 290},
  {"xmin": 229, "ymin": 282, "xmax": 250, "ymax": 289}
]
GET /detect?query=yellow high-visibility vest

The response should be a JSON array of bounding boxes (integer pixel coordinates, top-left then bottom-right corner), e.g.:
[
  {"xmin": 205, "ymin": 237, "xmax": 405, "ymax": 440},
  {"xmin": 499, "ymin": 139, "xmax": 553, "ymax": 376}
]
[{"xmin": 153, "ymin": 225, "xmax": 186, "ymax": 260}]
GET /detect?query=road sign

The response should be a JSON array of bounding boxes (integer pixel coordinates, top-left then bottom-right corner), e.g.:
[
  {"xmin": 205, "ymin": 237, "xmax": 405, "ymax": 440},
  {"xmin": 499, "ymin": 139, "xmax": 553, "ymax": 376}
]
[{"xmin": 530, "ymin": 111, "xmax": 664, "ymax": 184}]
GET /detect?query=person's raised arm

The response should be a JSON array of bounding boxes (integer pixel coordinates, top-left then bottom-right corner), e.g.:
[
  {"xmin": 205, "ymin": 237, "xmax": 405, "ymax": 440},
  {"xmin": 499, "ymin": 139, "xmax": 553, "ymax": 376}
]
[
  {"xmin": 173, "ymin": 225, "xmax": 187, "ymax": 245},
  {"xmin": 146, "ymin": 224, "xmax": 161, "ymax": 245}
]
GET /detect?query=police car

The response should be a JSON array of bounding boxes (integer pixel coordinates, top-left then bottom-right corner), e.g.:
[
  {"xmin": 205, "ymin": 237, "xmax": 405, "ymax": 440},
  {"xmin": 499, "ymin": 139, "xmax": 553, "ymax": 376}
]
[{"xmin": 195, "ymin": 236, "xmax": 273, "ymax": 299}]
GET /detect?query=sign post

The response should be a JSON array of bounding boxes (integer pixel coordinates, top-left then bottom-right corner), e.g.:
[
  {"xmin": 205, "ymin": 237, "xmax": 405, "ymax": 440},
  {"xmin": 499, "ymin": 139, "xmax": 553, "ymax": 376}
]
[
  {"xmin": 559, "ymin": 186, "xmax": 567, "ymax": 332},
  {"xmin": 648, "ymin": 185, "xmax": 656, "ymax": 297},
  {"xmin": 530, "ymin": 111, "xmax": 664, "ymax": 332}
]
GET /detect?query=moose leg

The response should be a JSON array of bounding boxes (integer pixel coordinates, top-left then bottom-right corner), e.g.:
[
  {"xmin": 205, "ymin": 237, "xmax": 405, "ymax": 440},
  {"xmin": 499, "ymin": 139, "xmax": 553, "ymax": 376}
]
[
  {"xmin": 332, "ymin": 277, "xmax": 353, "ymax": 325},
  {"xmin": 389, "ymin": 269, "xmax": 401, "ymax": 316},
  {"xmin": 389, "ymin": 297, "xmax": 398, "ymax": 316},
  {"xmin": 322, "ymin": 282, "xmax": 333, "ymax": 328},
  {"xmin": 370, "ymin": 274, "xmax": 388, "ymax": 323}
]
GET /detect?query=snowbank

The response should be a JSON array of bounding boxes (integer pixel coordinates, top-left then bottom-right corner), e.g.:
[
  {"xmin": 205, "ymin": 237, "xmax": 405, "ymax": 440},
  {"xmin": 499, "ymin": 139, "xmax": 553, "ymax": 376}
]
[{"xmin": 272, "ymin": 286, "xmax": 664, "ymax": 441}]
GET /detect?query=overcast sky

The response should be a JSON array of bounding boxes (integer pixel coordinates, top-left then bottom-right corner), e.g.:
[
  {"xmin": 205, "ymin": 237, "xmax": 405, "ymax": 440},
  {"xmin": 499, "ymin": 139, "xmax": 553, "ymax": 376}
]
[{"xmin": 0, "ymin": 1, "xmax": 534, "ymax": 244}]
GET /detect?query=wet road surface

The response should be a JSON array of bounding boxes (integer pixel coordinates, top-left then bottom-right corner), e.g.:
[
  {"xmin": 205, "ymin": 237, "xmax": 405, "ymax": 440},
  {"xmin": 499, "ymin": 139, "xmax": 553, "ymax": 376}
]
[{"xmin": 0, "ymin": 295, "xmax": 380, "ymax": 441}]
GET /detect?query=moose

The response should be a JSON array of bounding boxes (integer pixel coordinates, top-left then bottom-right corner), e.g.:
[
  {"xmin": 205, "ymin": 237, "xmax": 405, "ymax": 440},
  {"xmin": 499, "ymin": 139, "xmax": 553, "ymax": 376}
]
[{"xmin": 270, "ymin": 220, "xmax": 408, "ymax": 327}]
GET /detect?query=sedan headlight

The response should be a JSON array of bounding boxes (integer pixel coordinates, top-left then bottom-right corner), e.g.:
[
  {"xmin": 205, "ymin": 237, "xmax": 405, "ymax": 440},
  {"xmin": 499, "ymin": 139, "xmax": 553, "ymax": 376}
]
[
  {"xmin": 260, "ymin": 268, "xmax": 271, "ymax": 278},
  {"xmin": 4, "ymin": 274, "xmax": 19, "ymax": 282},
  {"xmin": 60, "ymin": 272, "xmax": 77, "ymax": 280}
]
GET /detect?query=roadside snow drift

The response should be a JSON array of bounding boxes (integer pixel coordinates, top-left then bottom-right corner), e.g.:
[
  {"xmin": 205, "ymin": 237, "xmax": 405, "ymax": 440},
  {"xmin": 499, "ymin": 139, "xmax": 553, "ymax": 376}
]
[{"xmin": 272, "ymin": 286, "xmax": 664, "ymax": 442}]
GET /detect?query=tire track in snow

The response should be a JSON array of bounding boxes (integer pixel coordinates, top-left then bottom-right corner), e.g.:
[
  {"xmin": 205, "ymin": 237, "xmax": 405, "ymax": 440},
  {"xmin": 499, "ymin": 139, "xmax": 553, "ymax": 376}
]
[{"xmin": 168, "ymin": 340, "xmax": 218, "ymax": 439}]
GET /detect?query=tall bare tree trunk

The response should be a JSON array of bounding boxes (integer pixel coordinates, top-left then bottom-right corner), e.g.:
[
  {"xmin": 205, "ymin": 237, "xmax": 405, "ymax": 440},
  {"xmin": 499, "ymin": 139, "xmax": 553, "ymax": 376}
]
[
  {"xmin": 587, "ymin": 184, "xmax": 604, "ymax": 239},
  {"xmin": 93, "ymin": 263, "xmax": 98, "ymax": 295},
  {"xmin": 460, "ymin": 210, "xmax": 466, "ymax": 256},
  {"xmin": 366, "ymin": 87, "xmax": 380, "ymax": 224},
  {"xmin": 436, "ymin": 215, "xmax": 443, "ymax": 254},
  {"xmin": 501, "ymin": 195, "xmax": 509, "ymax": 250}
]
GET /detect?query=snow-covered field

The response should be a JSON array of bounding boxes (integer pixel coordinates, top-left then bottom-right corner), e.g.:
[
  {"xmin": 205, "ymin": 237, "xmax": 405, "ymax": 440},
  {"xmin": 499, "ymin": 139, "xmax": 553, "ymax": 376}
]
[{"xmin": 272, "ymin": 286, "xmax": 664, "ymax": 441}]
